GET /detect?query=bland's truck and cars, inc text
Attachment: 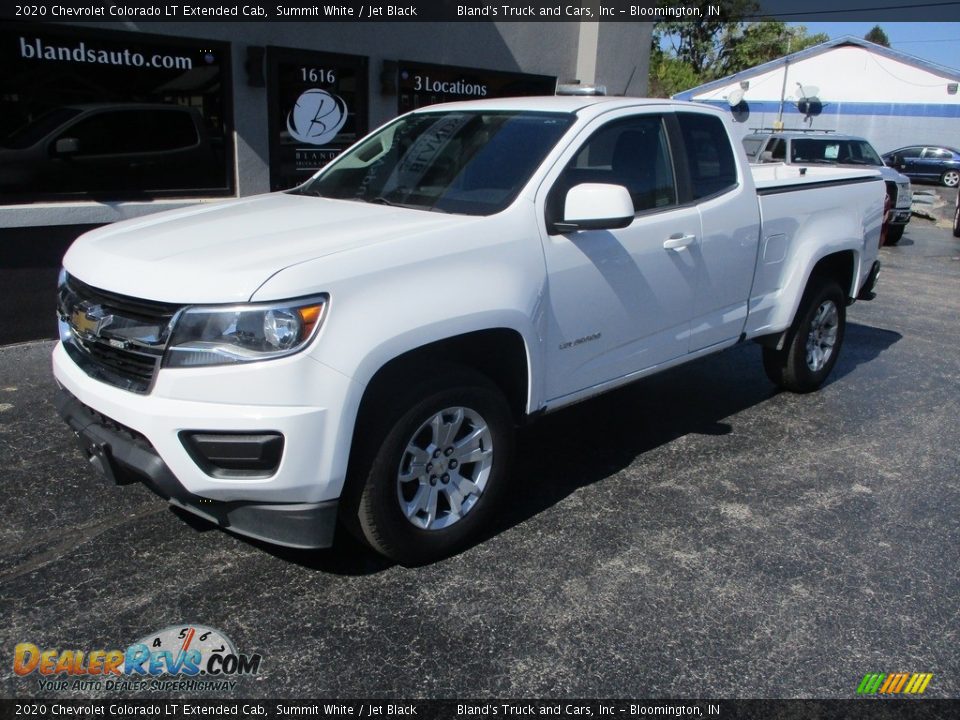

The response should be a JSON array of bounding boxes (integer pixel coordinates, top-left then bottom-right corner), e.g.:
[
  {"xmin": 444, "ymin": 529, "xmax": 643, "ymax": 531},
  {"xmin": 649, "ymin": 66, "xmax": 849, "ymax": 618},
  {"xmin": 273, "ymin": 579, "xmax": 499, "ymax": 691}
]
[{"xmin": 53, "ymin": 97, "xmax": 884, "ymax": 563}]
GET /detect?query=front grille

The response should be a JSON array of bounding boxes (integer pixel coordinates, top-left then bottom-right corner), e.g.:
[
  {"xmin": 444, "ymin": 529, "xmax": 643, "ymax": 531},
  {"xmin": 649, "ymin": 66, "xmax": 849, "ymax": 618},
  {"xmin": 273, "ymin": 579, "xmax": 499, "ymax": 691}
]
[
  {"xmin": 59, "ymin": 274, "xmax": 183, "ymax": 394},
  {"xmin": 86, "ymin": 341, "xmax": 158, "ymax": 383}
]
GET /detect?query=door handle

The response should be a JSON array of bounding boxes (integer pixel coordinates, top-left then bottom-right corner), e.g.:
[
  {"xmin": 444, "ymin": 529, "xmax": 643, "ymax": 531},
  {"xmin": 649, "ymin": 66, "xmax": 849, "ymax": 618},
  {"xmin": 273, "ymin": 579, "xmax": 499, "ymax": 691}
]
[{"xmin": 663, "ymin": 233, "xmax": 695, "ymax": 250}]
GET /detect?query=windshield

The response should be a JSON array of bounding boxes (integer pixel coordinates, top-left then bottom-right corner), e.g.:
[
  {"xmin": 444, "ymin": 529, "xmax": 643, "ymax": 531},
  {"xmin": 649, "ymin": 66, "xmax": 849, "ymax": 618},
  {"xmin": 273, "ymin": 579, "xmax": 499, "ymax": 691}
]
[
  {"xmin": 1, "ymin": 107, "xmax": 83, "ymax": 149},
  {"xmin": 294, "ymin": 110, "xmax": 575, "ymax": 215},
  {"xmin": 790, "ymin": 138, "xmax": 883, "ymax": 166},
  {"xmin": 742, "ymin": 138, "xmax": 764, "ymax": 159}
]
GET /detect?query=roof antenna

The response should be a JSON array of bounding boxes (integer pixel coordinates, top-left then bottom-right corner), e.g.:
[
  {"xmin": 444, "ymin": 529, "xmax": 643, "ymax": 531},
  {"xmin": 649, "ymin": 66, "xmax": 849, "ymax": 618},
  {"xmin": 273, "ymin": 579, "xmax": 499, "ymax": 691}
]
[{"xmin": 622, "ymin": 65, "xmax": 637, "ymax": 97}]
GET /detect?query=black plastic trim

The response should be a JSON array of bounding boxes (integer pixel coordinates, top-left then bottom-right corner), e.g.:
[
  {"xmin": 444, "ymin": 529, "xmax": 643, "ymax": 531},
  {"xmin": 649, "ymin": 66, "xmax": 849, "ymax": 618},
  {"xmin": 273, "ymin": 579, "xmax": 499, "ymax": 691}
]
[
  {"xmin": 757, "ymin": 175, "xmax": 883, "ymax": 196},
  {"xmin": 858, "ymin": 261, "xmax": 881, "ymax": 301},
  {"xmin": 180, "ymin": 431, "xmax": 285, "ymax": 479},
  {"xmin": 54, "ymin": 389, "xmax": 337, "ymax": 549}
]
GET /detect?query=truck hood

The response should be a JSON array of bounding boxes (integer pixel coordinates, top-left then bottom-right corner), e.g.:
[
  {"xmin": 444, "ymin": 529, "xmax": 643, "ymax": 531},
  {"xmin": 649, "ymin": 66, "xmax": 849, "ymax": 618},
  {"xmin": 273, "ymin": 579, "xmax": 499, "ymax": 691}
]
[{"xmin": 63, "ymin": 192, "xmax": 474, "ymax": 304}]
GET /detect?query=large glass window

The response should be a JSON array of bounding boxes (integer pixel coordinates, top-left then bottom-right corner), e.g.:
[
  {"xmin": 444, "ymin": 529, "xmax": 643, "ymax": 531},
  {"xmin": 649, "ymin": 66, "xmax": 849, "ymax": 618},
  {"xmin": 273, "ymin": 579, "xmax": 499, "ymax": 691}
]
[
  {"xmin": 790, "ymin": 139, "xmax": 883, "ymax": 166},
  {"xmin": 266, "ymin": 46, "xmax": 368, "ymax": 191},
  {"xmin": 297, "ymin": 111, "xmax": 574, "ymax": 216},
  {"xmin": 549, "ymin": 115, "xmax": 677, "ymax": 218},
  {"xmin": 676, "ymin": 112, "xmax": 738, "ymax": 200},
  {"xmin": 0, "ymin": 24, "xmax": 233, "ymax": 203},
  {"xmin": 397, "ymin": 61, "xmax": 556, "ymax": 114}
]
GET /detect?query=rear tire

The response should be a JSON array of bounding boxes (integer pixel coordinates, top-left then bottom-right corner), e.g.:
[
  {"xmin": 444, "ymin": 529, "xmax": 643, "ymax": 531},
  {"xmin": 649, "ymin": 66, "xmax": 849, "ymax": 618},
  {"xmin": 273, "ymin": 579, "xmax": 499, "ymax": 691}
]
[
  {"xmin": 350, "ymin": 367, "xmax": 514, "ymax": 565},
  {"xmin": 885, "ymin": 224, "xmax": 905, "ymax": 245},
  {"xmin": 942, "ymin": 170, "xmax": 960, "ymax": 188},
  {"xmin": 762, "ymin": 278, "xmax": 846, "ymax": 393}
]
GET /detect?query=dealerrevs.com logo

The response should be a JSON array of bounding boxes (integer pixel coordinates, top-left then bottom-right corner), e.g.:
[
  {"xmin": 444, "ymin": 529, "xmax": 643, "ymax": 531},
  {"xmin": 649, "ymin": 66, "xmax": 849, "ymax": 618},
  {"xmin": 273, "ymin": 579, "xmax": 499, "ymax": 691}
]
[{"xmin": 14, "ymin": 625, "xmax": 262, "ymax": 693}]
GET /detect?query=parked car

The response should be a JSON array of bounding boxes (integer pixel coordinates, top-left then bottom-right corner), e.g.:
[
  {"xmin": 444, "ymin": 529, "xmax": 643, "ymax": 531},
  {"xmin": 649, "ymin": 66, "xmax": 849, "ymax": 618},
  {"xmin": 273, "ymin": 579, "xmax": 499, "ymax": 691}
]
[
  {"xmin": 0, "ymin": 103, "xmax": 222, "ymax": 197},
  {"xmin": 53, "ymin": 98, "xmax": 884, "ymax": 563},
  {"xmin": 882, "ymin": 145, "xmax": 960, "ymax": 188},
  {"xmin": 743, "ymin": 130, "xmax": 911, "ymax": 244}
]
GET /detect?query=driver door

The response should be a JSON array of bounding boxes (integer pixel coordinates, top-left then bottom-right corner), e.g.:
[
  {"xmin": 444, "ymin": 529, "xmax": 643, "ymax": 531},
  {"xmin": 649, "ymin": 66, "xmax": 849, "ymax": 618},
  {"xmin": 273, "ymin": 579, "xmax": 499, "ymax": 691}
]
[{"xmin": 537, "ymin": 110, "xmax": 701, "ymax": 402}]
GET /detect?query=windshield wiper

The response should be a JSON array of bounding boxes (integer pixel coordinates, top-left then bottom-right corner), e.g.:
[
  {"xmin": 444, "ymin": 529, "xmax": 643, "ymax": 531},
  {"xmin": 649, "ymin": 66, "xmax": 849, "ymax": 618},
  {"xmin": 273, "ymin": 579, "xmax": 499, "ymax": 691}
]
[{"xmin": 288, "ymin": 186, "xmax": 324, "ymax": 197}]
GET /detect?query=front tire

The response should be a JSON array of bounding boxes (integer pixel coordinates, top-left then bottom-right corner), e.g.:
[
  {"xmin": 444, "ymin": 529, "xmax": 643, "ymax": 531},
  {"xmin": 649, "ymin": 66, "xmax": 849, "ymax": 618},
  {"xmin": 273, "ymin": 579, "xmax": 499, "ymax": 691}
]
[
  {"xmin": 352, "ymin": 368, "xmax": 514, "ymax": 564},
  {"xmin": 942, "ymin": 170, "xmax": 960, "ymax": 188},
  {"xmin": 762, "ymin": 278, "xmax": 846, "ymax": 393}
]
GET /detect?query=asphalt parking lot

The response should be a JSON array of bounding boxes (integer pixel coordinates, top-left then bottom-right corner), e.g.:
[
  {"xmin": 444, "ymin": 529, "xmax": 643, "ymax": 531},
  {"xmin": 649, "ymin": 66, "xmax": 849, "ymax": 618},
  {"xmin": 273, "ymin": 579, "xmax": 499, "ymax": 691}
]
[{"xmin": 1, "ymin": 222, "xmax": 957, "ymax": 701}]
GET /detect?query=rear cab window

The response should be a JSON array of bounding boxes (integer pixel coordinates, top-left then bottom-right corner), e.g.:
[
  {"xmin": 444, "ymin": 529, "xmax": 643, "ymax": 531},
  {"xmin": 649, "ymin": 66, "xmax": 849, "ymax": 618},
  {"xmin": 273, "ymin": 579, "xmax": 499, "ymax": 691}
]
[{"xmin": 676, "ymin": 112, "xmax": 738, "ymax": 200}]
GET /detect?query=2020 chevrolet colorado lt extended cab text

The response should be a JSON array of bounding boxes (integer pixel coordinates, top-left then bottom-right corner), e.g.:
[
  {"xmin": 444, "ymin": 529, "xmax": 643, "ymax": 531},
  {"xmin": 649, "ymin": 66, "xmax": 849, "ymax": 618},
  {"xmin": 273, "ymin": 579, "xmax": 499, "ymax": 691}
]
[{"xmin": 54, "ymin": 98, "xmax": 884, "ymax": 563}]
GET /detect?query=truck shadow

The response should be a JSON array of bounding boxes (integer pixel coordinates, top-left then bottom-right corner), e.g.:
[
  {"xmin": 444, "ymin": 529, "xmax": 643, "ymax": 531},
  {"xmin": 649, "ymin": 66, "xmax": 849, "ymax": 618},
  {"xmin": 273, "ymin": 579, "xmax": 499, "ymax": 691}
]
[
  {"xmin": 260, "ymin": 322, "xmax": 901, "ymax": 574},
  {"xmin": 481, "ymin": 322, "xmax": 901, "ymax": 546}
]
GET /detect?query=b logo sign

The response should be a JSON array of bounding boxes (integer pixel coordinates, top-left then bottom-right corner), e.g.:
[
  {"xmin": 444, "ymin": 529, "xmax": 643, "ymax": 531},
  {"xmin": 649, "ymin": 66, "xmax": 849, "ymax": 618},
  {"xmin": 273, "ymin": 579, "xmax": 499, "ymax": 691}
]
[{"xmin": 287, "ymin": 89, "xmax": 348, "ymax": 145}]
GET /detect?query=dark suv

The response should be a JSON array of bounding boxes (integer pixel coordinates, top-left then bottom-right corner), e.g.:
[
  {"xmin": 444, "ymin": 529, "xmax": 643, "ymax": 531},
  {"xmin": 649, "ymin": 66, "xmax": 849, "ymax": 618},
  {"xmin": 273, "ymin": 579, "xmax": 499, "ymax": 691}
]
[
  {"xmin": 743, "ymin": 130, "xmax": 912, "ymax": 244},
  {"xmin": 0, "ymin": 103, "xmax": 222, "ymax": 198}
]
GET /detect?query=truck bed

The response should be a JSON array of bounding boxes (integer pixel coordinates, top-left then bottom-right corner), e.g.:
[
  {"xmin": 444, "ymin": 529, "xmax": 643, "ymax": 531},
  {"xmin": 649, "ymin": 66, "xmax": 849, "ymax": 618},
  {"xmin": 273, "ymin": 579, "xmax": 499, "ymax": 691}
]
[
  {"xmin": 745, "ymin": 163, "xmax": 885, "ymax": 339},
  {"xmin": 750, "ymin": 163, "xmax": 882, "ymax": 192}
]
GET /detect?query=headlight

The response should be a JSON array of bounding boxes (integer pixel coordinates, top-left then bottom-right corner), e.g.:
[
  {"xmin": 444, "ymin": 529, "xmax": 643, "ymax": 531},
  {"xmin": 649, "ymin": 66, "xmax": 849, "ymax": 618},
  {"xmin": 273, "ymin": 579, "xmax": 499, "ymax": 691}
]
[{"xmin": 164, "ymin": 295, "xmax": 328, "ymax": 368}]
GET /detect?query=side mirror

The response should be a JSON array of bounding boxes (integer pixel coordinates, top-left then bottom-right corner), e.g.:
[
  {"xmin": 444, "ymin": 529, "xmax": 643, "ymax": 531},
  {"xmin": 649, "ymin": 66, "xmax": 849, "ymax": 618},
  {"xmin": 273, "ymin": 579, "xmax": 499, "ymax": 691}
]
[
  {"xmin": 554, "ymin": 183, "xmax": 634, "ymax": 233},
  {"xmin": 54, "ymin": 137, "xmax": 79, "ymax": 155},
  {"xmin": 759, "ymin": 150, "xmax": 775, "ymax": 163}
]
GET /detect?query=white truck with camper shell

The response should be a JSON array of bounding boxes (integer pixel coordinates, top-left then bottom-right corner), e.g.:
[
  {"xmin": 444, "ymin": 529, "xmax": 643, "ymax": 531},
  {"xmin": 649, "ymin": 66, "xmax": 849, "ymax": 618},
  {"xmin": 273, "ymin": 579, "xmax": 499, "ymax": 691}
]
[{"xmin": 53, "ymin": 97, "xmax": 884, "ymax": 563}]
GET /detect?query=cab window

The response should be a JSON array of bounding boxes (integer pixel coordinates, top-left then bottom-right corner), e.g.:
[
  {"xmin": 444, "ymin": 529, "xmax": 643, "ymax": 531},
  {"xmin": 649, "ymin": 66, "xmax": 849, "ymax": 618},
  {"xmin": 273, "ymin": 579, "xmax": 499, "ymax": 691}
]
[
  {"xmin": 676, "ymin": 112, "xmax": 738, "ymax": 199},
  {"xmin": 548, "ymin": 114, "xmax": 677, "ymax": 220}
]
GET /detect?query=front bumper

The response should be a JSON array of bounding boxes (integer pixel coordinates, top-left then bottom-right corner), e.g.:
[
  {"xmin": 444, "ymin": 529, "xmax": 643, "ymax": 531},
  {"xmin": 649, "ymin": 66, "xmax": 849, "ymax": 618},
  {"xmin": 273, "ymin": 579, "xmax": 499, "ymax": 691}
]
[
  {"xmin": 52, "ymin": 337, "xmax": 366, "ymax": 548},
  {"xmin": 55, "ymin": 388, "xmax": 339, "ymax": 549},
  {"xmin": 52, "ymin": 341, "xmax": 361, "ymax": 503}
]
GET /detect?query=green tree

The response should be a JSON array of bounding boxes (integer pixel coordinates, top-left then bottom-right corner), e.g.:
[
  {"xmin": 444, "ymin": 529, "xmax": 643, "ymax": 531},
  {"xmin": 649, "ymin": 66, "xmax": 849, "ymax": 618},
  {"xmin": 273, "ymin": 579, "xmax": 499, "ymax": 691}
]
[
  {"xmin": 723, "ymin": 22, "xmax": 829, "ymax": 76},
  {"xmin": 648, "ymin": 48, "xmax": 703, "ymax": 98},
  {"xmin": 864, "ymin": 25, "xmax": 890, "ymax": 47},
  {"xmin": 651, "ymin": 0, "xmax": 760, "ymax": 78},
  {"xmin": 649, "ymin": 1, "xmax": 829, "ymax": 98}
]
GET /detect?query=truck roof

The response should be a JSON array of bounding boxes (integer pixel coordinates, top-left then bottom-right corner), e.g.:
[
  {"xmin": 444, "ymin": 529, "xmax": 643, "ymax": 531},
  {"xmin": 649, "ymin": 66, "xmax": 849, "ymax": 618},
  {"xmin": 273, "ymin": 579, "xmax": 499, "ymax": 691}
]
[
  {"xmin": 745, "ymin": 130, "xmax": 870, "ymax": 142},
  {"xmin": 410, "ymin": 96, "xmax": 716, "ymax": 116}
]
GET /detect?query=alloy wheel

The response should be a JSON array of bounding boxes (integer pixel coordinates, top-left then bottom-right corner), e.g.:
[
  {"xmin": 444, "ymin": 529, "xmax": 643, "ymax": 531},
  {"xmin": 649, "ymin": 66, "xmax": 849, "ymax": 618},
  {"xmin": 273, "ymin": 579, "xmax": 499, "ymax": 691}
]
[
  {"xmin": 396, "ymin": 406, "xmax": 494, "ymax": 530},
  {"xmin": 805, "ymin": 300, "xmax": 839, "ymax": 372}
]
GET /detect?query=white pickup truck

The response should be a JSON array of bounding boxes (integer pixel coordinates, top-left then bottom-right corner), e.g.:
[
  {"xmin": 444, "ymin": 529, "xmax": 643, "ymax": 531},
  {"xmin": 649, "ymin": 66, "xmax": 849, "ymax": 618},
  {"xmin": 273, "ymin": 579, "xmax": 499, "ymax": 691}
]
[{"xmin": 54, "ymin": 97, "xmax": 884, "ymax": 563}]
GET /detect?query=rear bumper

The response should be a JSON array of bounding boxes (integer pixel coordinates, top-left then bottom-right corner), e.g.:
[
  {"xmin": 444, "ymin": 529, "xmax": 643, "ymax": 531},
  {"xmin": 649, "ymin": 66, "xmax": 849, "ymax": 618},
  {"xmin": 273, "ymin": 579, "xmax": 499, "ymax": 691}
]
[
  {"xmin": 55, "ymin": 388, "xmax": 339, "ymax": 549},
  {"xmin": 887, "ymin": 208, "xmax": 911, "ymax": 225}
]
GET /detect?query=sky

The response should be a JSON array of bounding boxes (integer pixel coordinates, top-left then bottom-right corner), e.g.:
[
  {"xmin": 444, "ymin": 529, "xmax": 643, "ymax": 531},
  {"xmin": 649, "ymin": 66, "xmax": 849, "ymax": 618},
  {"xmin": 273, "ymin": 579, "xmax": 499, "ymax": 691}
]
[{"xmin": 793, "ymin": 22, "xmax": 960, "ymax": 70}]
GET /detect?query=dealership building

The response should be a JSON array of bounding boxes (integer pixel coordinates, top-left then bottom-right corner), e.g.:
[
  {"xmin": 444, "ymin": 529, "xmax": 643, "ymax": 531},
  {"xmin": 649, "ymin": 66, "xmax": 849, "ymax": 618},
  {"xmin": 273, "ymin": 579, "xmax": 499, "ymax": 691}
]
[
  {"xmin": 0, "ymin": 20, "xmax": 652, "ymax": 343},
  {"xmin": 673, "ymin": 36, "xmax": 960, "ymax": 154},
  {"xmin": 1, "ymin": 20, "xmax": 652, "ymax": 224}
]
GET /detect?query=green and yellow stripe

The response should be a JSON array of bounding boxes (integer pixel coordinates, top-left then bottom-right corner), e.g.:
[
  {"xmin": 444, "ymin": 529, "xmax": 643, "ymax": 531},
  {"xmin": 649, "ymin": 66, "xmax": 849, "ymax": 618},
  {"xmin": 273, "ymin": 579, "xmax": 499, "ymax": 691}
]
[{"xmin": 857, "ymin": 672, "xmax": 933, "ymax": 694}]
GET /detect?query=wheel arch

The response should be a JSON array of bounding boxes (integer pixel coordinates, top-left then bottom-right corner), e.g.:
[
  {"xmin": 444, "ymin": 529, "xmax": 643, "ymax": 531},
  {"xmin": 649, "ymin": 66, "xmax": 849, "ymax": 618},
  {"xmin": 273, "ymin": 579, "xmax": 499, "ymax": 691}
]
[
  {"xmin": 339, "ymin": 328, "xmax": 529, "ymax": 543},
  {"xmin": 755, "ymin": 249, "xmax": 857, "ymax": 350},
  {"xmin": 355, "ymin": 327, "xmax": 532, "ymax": 428},
  {"xmin": 809, "ymin": 249, "xmax": 857, "ymax": 300}
]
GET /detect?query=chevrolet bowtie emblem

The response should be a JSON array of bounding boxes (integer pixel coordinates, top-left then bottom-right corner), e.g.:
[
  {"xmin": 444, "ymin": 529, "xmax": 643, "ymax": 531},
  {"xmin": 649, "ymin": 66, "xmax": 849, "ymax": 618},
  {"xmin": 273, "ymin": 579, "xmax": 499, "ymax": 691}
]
[{"xmin": 70, "ymin": 306, "xmax": 113, "ymax": 337}]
